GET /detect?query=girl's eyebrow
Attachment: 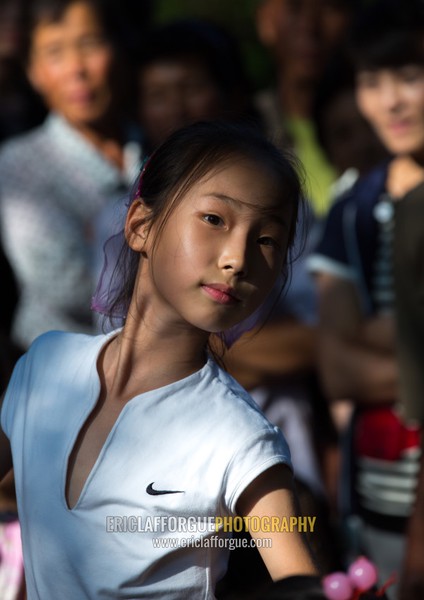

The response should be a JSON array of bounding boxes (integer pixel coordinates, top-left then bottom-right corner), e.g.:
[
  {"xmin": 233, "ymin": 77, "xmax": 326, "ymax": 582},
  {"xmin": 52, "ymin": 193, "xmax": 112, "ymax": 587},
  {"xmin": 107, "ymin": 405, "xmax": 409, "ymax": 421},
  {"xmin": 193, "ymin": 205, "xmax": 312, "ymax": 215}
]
[
  {"xmin": 205, "ymin": 192, "xmax": 245, "ymax": 209},
  {"xmin": 205, "ymin": 193, "xmax": 287, "ymax": 226}
]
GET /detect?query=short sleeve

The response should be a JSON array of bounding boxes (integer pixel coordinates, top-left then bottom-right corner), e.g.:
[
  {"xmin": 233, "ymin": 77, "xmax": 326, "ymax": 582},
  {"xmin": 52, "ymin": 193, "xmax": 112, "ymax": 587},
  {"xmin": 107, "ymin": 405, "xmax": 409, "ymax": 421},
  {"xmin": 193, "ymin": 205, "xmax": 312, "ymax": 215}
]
[
  {"xmin": 306, "ymin": 196, "xmax": 358, "ymax": 282},
  {"xmin": 223, "ymin": 425, "xmax": 292, "ymax": 514},
  {"xmin": 1, "ymin": 353, "xmax": 27, "ymax": 439}
]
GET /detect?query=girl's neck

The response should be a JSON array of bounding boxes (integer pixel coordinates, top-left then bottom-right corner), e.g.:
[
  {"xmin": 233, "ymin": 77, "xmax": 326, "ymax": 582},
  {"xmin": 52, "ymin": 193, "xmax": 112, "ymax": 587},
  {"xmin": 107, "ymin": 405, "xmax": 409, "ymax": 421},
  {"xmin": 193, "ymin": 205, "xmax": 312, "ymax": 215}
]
[{"xmin": 100, "ymin": 312, "xmax": 209, "ymax": 404}]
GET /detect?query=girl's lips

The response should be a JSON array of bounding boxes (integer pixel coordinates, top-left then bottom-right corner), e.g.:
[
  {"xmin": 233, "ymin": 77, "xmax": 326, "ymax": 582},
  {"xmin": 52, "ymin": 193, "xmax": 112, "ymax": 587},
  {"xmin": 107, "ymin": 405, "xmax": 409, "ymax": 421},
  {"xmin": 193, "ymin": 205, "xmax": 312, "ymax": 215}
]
[{"xmin": 201, "ymin": 284, "xmax": 241, "ymax": 305}]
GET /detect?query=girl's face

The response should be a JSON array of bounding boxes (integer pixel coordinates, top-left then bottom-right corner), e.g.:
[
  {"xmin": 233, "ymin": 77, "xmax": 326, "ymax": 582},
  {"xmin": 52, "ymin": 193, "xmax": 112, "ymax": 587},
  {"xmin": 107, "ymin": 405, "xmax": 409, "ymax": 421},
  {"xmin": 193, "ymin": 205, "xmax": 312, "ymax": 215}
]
[
  {"xmin": 356, "ymin": 65, "xmax": 424, "ymax": 156},
  {"xmin": 27, "ymin": 1, "xmax": 116, "ymax": 128},
  {"xmin": 129, "ymin": 159, "xmax": 294, "ymax": 335}
]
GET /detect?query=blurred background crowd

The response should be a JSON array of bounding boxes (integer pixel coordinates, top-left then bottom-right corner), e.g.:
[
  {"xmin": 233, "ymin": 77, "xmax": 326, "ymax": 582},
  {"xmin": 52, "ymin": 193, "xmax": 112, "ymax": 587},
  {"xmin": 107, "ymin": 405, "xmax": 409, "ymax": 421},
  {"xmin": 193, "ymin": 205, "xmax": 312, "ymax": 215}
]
[{"xmin": 0, "ymin": 0, "xmax": 423, "ymax": 599}]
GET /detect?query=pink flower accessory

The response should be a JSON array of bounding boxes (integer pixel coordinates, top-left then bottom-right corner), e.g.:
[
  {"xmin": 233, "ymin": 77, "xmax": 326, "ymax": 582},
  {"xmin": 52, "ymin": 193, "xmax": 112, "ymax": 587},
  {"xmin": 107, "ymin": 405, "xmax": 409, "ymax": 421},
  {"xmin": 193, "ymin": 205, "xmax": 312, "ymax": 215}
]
[
  {"xmin": 135, "ymin": 155, "xmax": 151, "ymax": 199},
  {"xmin": 322, "ymin": 557, "xmax": 396, "ymax": 600},
  {"xmin": 91, "ymin": 156, "xmax": 151, "ymax": 321}
]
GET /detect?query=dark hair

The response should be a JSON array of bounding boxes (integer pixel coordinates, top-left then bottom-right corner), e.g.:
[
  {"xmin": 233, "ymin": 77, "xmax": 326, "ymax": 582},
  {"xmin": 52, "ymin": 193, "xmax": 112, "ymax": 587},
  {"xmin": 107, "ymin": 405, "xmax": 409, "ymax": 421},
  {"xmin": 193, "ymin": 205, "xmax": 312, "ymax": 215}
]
[
  {"xmin": 136, "ymin": 18, "xmax": 257, "ymax": 143},
  {"xmin": 312, "ymin": 49, "xmax": 355, "ymax": 156},
  {"xmin": 106, "ymin": 120, "xmax": 304, "ymax": 326},
  {"xmin": 100, "ymin": 0, "xmax": 152, "ymax": 60},
  {"xmin": 348, "ymin": 0, "xmax": 424, "ymax": 71},
  {"xmin": 22, "ymin": 0, "xmax": 139, "ymax": 115},
  {"xmin": 137, "ymin": 19, "xmax": 247, "ymax": 94},
  {"xmin": 22, "ymin": 0, "xmax": 129, "ymax": 61}
]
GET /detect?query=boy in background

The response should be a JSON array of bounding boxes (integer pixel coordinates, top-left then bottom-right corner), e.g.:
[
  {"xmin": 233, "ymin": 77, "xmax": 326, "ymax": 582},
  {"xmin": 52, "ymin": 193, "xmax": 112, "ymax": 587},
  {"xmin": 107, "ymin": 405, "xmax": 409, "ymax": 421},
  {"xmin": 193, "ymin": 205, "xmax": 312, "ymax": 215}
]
[{"xmin": 308, "ymin": 1, "xmax": 424, "ymax": 596}]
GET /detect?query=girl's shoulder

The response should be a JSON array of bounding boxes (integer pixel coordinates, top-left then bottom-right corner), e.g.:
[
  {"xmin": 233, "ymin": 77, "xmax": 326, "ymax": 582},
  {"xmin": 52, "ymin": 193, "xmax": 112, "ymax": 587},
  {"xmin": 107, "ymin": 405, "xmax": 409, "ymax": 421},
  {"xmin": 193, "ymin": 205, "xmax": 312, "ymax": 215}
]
[
  {"xmin": 201, "ymin": 361, "xmax": 292, "ymax": 513},
  {"xmin": 22, "ymin": 330, "xmax": 111, "ymax": 380},
  {"xmin": 203, "ymin": 359, "xmax": 284, "ymax": 438},
  {"xmin": 29, "ymin": 328, "xmax": 102, "ymax": 352},
  {"xmin": 1, "ymin": 330, "xmax": 108, "ymax": 439}
]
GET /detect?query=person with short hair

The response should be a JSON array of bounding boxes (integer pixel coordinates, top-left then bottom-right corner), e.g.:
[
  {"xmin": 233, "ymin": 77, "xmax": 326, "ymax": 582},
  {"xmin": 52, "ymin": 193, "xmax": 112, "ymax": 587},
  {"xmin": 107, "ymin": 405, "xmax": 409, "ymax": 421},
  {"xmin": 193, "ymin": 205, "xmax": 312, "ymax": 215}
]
[{"xmin": 308, "ymin": 1, "xmax": 424, "ymax": 595}]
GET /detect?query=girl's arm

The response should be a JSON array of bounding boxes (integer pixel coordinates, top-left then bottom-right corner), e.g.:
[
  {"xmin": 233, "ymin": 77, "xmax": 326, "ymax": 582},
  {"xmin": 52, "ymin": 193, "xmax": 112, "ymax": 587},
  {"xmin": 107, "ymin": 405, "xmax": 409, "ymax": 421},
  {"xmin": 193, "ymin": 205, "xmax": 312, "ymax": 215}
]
[
  {"xmin": 0, "ymin": 427, "xmax": 12, "ymax": 483},
  {"xmin": 236, "ymin": 464, "xmax": 317, "ymax": 580}
]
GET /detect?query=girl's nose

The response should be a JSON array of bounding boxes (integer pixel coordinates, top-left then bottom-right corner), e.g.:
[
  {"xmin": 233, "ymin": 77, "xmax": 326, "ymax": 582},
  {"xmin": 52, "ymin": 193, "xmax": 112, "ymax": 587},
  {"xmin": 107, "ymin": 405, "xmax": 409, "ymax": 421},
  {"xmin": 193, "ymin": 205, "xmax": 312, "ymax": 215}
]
[{"xmin": 218, "ymin": 234, "xmax": 249, "ymax": 278}]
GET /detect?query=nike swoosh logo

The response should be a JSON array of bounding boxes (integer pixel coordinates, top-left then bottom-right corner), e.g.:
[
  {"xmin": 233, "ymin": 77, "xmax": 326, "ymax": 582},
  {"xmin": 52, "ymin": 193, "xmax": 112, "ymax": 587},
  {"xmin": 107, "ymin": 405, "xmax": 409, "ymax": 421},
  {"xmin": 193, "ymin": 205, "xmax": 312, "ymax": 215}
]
[{"xmin": 146, "ymin": 482, "xmax": 185, "ymax": 496}]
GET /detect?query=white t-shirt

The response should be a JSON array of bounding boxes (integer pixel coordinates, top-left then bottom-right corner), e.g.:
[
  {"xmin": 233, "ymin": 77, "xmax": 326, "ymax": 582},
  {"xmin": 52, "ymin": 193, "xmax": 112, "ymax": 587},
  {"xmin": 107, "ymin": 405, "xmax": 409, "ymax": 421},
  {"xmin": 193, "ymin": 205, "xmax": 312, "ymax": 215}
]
[{"xmin": 1, "ymin": 330, "xmax": 291, "ymax": 599}]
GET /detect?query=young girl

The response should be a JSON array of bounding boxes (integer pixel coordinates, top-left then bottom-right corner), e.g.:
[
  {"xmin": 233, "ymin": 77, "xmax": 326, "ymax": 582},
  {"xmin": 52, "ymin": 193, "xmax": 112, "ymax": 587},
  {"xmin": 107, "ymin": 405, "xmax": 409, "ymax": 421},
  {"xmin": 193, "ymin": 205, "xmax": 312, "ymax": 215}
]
[{"xmin": 0, "ymin": 122, "xmax": 320, "ymax": 598}]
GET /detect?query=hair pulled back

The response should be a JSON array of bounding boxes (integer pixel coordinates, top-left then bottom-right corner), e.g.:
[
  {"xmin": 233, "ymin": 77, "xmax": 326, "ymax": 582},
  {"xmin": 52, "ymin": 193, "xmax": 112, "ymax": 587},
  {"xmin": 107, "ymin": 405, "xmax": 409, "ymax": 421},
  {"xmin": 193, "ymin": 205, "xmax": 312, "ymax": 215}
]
[{"xmin": 103, "ymin": 120, "xmax": 304, "ymax": 329}]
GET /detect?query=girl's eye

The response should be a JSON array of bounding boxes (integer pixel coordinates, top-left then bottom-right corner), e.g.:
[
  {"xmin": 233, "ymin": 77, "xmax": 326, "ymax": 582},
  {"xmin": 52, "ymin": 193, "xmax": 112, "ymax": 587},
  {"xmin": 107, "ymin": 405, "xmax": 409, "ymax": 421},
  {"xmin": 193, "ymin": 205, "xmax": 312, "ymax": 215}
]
[
  {"xmin": 258, "ymin": 236, "xmax": 278, "ymax": 248},
  {"xmin": 203, "ymin": 214, "xmax": 223, "ymax": 226}
]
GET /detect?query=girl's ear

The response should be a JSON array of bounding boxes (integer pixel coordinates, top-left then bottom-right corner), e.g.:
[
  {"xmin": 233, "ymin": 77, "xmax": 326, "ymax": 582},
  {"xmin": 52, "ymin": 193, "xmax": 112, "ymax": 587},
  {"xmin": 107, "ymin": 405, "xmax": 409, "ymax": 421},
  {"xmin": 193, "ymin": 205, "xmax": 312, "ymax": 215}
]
[{"xmin": 125, "ymin": 199, "xmax": 152, "ymax": 254}]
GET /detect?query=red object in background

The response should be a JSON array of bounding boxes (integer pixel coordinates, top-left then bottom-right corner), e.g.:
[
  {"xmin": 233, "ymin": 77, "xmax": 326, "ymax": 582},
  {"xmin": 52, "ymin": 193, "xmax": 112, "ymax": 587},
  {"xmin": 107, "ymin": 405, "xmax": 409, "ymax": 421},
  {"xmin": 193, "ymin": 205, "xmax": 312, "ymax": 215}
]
[{"xmin": 355, "ymin": 407, "xmax": 421, "ymax": 461}]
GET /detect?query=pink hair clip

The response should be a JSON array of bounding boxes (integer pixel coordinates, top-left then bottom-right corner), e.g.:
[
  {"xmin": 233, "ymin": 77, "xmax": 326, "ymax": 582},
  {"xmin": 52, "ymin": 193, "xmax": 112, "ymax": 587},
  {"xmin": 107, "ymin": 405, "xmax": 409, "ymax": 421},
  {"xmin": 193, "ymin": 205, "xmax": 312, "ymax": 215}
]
[{"xmin": 136, "ymin": 155, "xmax": 151, "ymax": 198}]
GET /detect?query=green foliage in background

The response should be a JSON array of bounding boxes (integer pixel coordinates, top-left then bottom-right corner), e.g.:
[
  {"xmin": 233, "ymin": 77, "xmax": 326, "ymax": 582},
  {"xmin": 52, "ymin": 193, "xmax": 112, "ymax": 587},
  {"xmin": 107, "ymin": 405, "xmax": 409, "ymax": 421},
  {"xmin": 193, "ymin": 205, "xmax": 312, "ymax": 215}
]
[{"xmin": 152, "ymin": 0, "xmax": 274, "ymax": 91}]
